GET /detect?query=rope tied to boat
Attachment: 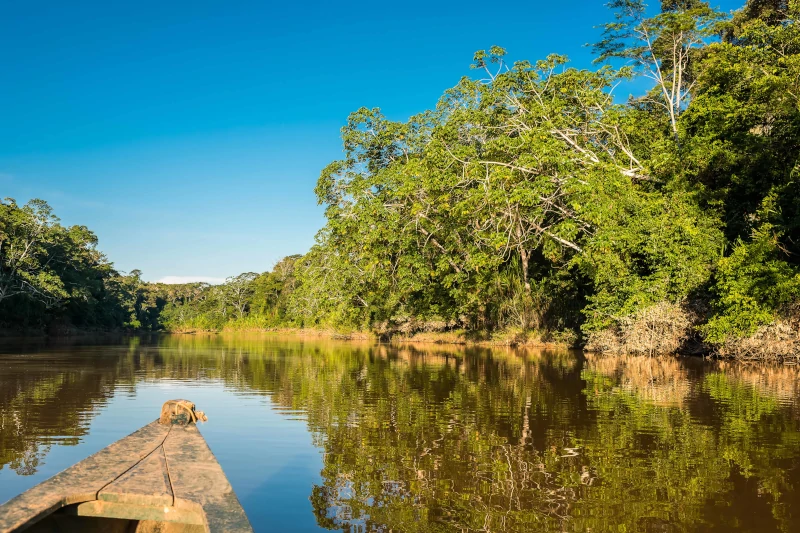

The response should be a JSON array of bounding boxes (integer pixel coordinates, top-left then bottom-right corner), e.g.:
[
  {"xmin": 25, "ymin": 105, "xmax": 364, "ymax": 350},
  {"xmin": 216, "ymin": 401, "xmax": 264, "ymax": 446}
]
[{"xmin": 159, "ymin": 399, "xmax": 208, "ymax": 425}]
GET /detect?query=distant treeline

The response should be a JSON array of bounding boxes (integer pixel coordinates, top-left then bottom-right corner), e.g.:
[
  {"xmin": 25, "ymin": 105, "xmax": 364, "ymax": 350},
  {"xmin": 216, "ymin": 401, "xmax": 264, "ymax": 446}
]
[
  {"xmin": 0, "ymin": 196, "xmax": 302, "ymax": 334},
  {"xmin": 2, "ymin": 0, "xmax": 799, "ymax": 357},
  {"xmin": 0, "ymin": 197, "xmax": 301, "ymax": 334}
]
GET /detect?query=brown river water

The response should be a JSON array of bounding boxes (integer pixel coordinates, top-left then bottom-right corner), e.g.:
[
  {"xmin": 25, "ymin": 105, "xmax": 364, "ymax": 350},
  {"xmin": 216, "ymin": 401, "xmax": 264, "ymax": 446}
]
[{"xmin": 1, "ymin": 335, "xmax": 800, "ymax": 532}]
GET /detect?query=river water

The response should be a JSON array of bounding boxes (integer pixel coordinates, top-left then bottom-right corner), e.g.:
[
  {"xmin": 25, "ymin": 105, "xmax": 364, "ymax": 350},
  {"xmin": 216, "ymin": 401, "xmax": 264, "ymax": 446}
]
[{"xmin": 1, "ymin": 335, "xmax": 800, "ymax": 532}]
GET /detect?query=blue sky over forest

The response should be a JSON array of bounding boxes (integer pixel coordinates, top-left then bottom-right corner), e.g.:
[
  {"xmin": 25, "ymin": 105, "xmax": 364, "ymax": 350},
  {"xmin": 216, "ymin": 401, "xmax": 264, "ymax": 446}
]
[{"xmin": 0, "ymin": 0, "xmax": 741, "ymax": 282}]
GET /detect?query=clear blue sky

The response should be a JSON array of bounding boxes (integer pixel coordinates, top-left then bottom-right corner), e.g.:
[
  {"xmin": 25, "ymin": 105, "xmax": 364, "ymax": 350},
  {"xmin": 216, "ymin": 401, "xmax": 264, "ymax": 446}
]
[{"xmin": 0, "ymin": 0, "xmax": 742, "ymax": 283}]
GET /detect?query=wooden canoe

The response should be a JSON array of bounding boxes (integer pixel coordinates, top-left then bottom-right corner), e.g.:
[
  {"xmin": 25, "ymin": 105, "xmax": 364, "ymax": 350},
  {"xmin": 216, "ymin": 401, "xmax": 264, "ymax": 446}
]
[{"xmin": 0, "ymin": 401, "xmax": 253, "ymax": 533}]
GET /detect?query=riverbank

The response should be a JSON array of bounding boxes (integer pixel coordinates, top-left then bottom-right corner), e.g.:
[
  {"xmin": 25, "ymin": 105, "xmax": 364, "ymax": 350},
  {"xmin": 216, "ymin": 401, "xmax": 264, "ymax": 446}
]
[
  {"xmin": 3, "ymin": 321, "xmax": 798, "ymax": 361},
  {"xmin": 150, "ymin": 323, "xmax": 800, "ymax": 360},
  {"xmin": 164, "ymin": 325, "xmax": 577, "ymax": 349}
]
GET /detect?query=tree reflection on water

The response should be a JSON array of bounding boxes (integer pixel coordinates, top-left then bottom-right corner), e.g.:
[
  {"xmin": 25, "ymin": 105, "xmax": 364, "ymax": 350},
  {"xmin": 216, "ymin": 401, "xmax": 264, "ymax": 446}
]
[{"xmin": 2, "ymin": 336, "xmax": 800, "ymax": 532}]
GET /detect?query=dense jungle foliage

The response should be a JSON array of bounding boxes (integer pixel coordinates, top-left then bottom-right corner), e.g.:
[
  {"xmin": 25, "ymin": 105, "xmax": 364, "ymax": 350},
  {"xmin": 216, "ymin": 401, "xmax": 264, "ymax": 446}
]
[{"xmin": 1, "ymin": 0, "xmax": 798, "ymax": 357}]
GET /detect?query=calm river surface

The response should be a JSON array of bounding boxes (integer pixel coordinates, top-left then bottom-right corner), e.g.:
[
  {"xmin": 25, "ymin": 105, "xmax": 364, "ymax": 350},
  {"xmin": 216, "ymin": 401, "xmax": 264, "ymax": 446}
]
[{"xmin": 2, "ymin": 335, "xmax": 800, "ymax": 532}]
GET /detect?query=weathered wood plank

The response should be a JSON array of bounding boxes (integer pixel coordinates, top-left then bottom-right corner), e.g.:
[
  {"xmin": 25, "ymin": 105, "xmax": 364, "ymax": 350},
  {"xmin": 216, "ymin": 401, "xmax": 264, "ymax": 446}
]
[
  {"xmin": 0, "ymin": 422, "xmax": 169, "ymax": 533},
  {"xmin": 64, "ymin": 501, "xmax": 204, "ymax": 525},
  {"xmin": 99, "ymin": 445, "xmax": 174, "ymax": 507},
  {"xmin": 163, "ymin": 425, "xmax": 252, "ymax": 533}
]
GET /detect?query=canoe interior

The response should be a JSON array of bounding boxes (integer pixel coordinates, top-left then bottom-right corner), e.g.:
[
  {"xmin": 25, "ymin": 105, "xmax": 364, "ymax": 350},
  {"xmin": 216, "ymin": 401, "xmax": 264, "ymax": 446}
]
[{"xmin": 23, "ymin": 505, "xmax": 205, "ymax": 533}]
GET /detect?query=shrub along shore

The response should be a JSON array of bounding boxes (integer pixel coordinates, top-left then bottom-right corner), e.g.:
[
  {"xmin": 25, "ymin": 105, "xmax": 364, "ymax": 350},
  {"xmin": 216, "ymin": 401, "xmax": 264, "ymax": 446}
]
[{"xmin": 2, "ymin": 0, "xmax": 799, "ymax": 359}]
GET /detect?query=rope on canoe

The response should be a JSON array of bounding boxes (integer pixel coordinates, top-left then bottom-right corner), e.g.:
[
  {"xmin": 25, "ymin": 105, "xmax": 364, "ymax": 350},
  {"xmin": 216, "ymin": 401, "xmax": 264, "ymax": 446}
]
[{"xmin": 159, "ymin": 399, "xmax": 208, "ymax": 425}]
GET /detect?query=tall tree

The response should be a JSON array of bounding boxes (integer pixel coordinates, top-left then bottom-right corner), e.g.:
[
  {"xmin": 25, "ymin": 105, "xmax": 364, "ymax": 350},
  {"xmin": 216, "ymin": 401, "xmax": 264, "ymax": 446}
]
[
  {"xmin": 593, "ymin": 0, "xmax": 724, "ymax": 140},
  {"xmin": 1, "ymin": 198, "xmax": 70, "ymax": 307}
]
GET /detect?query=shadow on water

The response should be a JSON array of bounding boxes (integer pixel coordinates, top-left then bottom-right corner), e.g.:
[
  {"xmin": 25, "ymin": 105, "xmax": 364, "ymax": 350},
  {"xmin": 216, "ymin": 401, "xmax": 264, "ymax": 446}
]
[{"xmin": 2, "ymin": 334, "xmax": 800, "ymax": 532}]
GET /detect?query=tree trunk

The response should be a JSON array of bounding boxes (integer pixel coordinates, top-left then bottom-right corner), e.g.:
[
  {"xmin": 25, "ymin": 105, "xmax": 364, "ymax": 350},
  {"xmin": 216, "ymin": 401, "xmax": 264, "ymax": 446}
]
[{"xmin": 520, "ymin": 248, "xmax": 530, "ymax": 292}]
